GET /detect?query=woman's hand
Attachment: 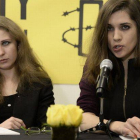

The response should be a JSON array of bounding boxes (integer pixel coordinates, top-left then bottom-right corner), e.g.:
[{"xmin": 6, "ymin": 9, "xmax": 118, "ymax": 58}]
[
  {"xmin": 0, "ymin": 117, "xmax": 26, "ymax": 129},
  {"xmin": 110, "ymin": 117, "xmax": 140, "ymax": 138}
]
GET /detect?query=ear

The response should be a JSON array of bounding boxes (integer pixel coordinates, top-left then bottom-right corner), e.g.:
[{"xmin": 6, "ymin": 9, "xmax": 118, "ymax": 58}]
[
  {"xmin": 17, "ymin": 45, "xmax": 19, "ymax": 51},
  {"xmin": 16, "ymin": 41, "xmax": 20, "ymax": 50}
]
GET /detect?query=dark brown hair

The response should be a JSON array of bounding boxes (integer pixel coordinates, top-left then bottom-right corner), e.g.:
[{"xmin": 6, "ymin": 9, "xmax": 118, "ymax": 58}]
[
  {"xmin": 0, "ymin": 16, "xmax": 51, "ymax": 103},
  {"xmin": 85, "ymin": 0, "xmax": 140, "ymax": 85}
]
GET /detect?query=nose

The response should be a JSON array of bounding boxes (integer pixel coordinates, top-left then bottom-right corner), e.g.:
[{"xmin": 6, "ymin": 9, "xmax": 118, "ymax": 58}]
[
  {"xmin": 113, "ymin": 29, "xmax": 122, "ymax": 42},
  {"xmin": 0, "ymin": 46, "xmax": 5, "ymax": 56}
]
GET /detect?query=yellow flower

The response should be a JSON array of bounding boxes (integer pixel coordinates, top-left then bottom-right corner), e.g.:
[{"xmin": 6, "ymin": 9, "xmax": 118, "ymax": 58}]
[
  {"xmin": 46, "ymin": 104, "xmax": 83, "ymax": 127},
  {"xmin": 47, "ymin": 105, "xmax": 65, "ymax": 127},
  {"xmin": 64, "ymin": 105, "xmax": 83, "ymax": 127}
]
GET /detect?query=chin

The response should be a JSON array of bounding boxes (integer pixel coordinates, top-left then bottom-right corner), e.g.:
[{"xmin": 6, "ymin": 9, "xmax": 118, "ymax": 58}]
[
  {"xmin": 114, "ymin": 55, "xmax": 123, "ymax": 59},
  {"xmin": 0, "ymin": 65, "xmax": 15, "ymax": 70},
  {"xmin": 113, "ymin": 53, "xmax": 124, "ymax": 59}
]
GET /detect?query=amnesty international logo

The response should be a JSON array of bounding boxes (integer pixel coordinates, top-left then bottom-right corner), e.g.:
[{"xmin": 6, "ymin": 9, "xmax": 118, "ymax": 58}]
[
  {"xmin": 0, "ymin": 0, "xmax": 107, "ymax": 84},
  {"xmin": 62, "ymin": 0, "xmax": 103, "ymax": 56}
]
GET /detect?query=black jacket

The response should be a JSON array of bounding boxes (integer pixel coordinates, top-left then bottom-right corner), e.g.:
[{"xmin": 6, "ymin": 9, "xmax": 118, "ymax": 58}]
[
  {"xmin": 104, "ymin": 59, "xmax": 140, "ymax": 121},
  {"xmin": 13, "ymin": 79, "xmax": 54, "ymax": 128}
]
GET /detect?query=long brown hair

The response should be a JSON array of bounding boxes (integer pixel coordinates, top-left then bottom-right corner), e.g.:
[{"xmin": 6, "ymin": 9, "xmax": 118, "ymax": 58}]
[
  {"xmin": 0, "ymin": 16, "xmax": 51, "ymax": 103},
  {"xmin": 84, "ymin": 0, "xmax": 140, "ymax": 85}
]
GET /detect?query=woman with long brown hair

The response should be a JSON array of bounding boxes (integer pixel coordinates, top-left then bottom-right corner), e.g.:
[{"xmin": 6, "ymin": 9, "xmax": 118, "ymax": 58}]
[
  {"xmin": 77, "ymin": 0, "xmax": 140, "ymax": 138},
  {"xmin": 0, "ymin": 16, "xmax": 54, "ymax": 129}
]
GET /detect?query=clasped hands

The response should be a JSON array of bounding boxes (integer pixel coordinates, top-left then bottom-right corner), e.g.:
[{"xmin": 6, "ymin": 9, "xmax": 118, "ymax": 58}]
[{"xmin": 0, "ymin": 116, "xmax": 26, "ymax": 129}]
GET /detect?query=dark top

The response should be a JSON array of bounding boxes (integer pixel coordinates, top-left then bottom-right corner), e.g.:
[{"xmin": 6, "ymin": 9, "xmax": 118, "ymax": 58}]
[
  {"xmin": 77, "ymin": 59, "xmax": 140, "ymax": 121},
  {"xmin": 0, "ymin": 94, "xmax": 17, "ymax": 123},
  {"xmin": 0, "ymin": 78, "xmax": 54, "ymax": 128}
]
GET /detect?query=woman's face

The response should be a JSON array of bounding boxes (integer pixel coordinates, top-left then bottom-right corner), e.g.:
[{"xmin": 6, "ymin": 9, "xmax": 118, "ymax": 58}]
[
  {"xmin": 107, "ymin": 10, "xmax": 138, "ymax": 61},
  {"xmin": 0, "ymin": 29, "xmax": 18, "ymax": 71}
]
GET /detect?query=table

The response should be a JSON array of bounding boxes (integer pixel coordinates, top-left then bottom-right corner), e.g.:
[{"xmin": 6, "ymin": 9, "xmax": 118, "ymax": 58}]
[{"xmin": 0, "ymin": 129, "xmax": 122, "ymax": 140}]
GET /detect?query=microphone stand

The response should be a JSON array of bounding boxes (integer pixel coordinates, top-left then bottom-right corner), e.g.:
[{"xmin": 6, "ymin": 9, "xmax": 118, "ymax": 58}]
[
  {"xmin": 81, "ymin": 73, "xmax": 108, "ymax": 134},
  {"xmin": 94, "ymin": 97, "xmax": 113, "ymax": 140},
  {"xmin": 80, "ymin": 96, "xmax": 107, "ymax": 134},
  {"xmin": 94, "ymin": 70, "xmax": 108, "ymax": 133},
  {"xmin": 81, "ymin": 77, "xmax": 113, "ymax": 139},
  {"xmin": 81, "ymin": 84, "xmax": 107, "ymax": 134},
  {"xmin": 92, "ymin": 67, "xmax": 114, "ymax": 139},
  {"xmin": 81, "ymin": 60, "xmax": 113, "ymax": 139},
  {"xmin": 95, "ymin": 98, "xmax": 106, "ymax": 133}
]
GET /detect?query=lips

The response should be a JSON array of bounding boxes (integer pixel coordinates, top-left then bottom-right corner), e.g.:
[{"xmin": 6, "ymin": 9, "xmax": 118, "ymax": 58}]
[
  {"xmin": 0, "ymin": 59, "xmax": 8, "ymax": 63},
  {"xmin": 113, "ymin": 45, "xmax": 123, "ymax": 52}
]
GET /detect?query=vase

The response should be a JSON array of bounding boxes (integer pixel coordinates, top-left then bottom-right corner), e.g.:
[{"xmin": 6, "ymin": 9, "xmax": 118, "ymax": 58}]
[{"xmin": 51, "ymin": 126, "xmax": 77, "ymax": 140}]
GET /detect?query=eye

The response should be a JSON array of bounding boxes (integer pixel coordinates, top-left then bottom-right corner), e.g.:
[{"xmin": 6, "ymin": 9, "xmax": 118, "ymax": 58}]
[
  {"xmin": 2, "ymin": 41, "xmax": 10, "ymax": 46},
  {"xmin": 121, "ymin": 25, "xmax": 130, "ymax": 30},
  {"xmin": 107, "ymin": 26, "xmax": 113, "ymax": 31}
]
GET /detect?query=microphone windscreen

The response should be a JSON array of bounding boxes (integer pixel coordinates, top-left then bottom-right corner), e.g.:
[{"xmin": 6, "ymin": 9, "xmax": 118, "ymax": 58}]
[{"xmin": 100, "ymin": 59, "xmax": 113, "ymax": 70}]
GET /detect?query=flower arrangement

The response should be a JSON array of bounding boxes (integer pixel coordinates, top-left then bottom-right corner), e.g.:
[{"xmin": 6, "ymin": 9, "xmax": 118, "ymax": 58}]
[{"xmin": 46, "ymin": 104, "xmax": 83, "ymax": 140}]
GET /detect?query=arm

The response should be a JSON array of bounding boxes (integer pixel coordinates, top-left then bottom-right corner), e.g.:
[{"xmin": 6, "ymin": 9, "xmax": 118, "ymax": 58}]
[
  {"xmin": 77, "ymin": 68, "xmax": 140, "ymax": 138},
  {"xmin": 81, "ymin": 111, "xmax": 140, "ymax": 138},
  {"xmin": 77, "ymin": 74, "xmax": 100, "ymax": 131},
  {"xmin": 80, "ymin": 112, "xmax": 107, "ymax": 131}
]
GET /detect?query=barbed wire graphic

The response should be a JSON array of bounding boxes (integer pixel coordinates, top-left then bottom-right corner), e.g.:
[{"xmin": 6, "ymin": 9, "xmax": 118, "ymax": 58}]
[
  {"xmin": 61, "ymin": 1, "xmax": 103, "ymax": 56},
  {"xmin": 62, "ymin": 26, "xmax": 95, "ymax": 48},
  {"xmin": 62, "ymin": 8, "xmax": 80, "ymax": 16},
  {"xmin": 62, "ymin": 7, "xmax": 95, "ymax": 50}
]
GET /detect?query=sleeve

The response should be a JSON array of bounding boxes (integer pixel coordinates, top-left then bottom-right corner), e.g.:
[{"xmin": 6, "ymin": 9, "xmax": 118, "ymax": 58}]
[
  {"xmin": 35, "ymin": 79, "xmax": 55, "ymax": 127},
  {"xmin": 77, "ymin": 68, "xmax": 100, "ymax": 116}
]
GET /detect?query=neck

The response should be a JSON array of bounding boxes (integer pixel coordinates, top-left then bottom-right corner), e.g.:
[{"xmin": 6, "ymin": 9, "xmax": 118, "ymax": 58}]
[
  {"xmin": 0, "ymin": 67, "xmax": 19, "ymax": 82},
  {"xmin": 1, "ymin": 67, "xmax": 19, "ymax": 96},
  {"xmin": 122, "ymin": 59, "xmax": 128, "ymax": 70}
]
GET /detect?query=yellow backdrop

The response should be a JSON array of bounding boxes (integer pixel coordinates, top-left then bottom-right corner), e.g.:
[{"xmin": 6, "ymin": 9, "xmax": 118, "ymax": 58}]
[{"xmin": 3, "ymin": 0, "xmax": 107, "ymax": 84}]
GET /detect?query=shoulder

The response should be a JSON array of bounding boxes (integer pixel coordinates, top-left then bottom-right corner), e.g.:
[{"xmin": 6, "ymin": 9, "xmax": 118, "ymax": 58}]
[
  {"xmin": 32, "ymin": 78, "xmax": 53, "ymax": 88},
  {"xmin": 20, "ymin": 78, "xmax": 53, "ymax": 94},
  {"xmin": 29, "ymin": 78, "xmax": 54, "ymax": 99}
]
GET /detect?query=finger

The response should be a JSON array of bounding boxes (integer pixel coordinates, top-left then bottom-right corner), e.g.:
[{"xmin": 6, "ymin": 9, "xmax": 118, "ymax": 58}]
[
  {"xmin": 8, "ymin": 117, "xmax": 21, "ymax": 129},
  {"xmin": 124, "ymin": 121, "xmax": 140, "ymax": 137},
  {"xmin": 128, "ymin": 117, "xmax": 140, "ymax": 133},
  {"xmin": 7, "ymin": 121, "xmax": 19, "ymax": 130},
  {"xmin": 122, "ymin": 128, "xmax": 136, "ymax": 138},
  {"xmin": 13, "ymin": 120, "xmax": 23, "ymax": 129},
  {"xmin": 11, "ymin": 123, "xmax": 20, "ymax": 129},
  {"xmin": 12, "ymin": 117, "xmax": 26, "ymax": 127}
]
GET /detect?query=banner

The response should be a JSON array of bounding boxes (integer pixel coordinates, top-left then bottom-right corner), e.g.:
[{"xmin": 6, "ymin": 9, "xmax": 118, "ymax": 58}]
[{"xmin": 0, "ymin": 0, "xmax": 107, "ymax": 84}]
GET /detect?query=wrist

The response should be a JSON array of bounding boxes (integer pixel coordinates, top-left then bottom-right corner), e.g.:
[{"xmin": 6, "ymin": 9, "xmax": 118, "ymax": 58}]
[
  {"xmin": 105, "ymin": 120, "xmax": 119, "ymax": 137},
  {"xmin": 109, "ymin": 121, "xmax": 124, "ymax": 134}
]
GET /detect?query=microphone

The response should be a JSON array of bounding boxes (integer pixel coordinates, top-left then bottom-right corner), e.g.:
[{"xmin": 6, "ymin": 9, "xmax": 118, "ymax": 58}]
[{"xmin": 96, "ymin": 59, "xmax": 113, "ymax": 98}]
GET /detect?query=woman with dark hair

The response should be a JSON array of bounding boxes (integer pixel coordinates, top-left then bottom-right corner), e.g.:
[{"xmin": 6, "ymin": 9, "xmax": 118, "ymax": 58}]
[
  {"xmin": 77, "ymin": 0, "xmax": 140, "ymax": 138},
  {"xmin": 0, "ymin": 16, "xmax": 54, "ymax": 129}
]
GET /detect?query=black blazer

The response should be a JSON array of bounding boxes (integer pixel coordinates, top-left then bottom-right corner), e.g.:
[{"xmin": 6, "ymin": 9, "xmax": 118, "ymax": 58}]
[{"xmin": 13, "ymin": 79, "xmax": 54, "ymax": 128}]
